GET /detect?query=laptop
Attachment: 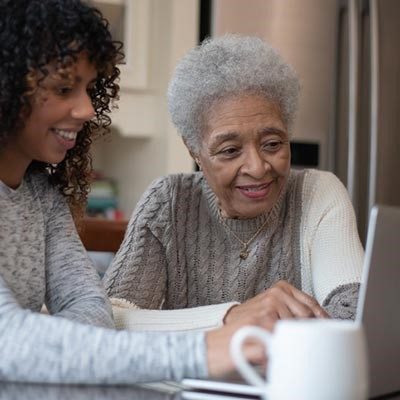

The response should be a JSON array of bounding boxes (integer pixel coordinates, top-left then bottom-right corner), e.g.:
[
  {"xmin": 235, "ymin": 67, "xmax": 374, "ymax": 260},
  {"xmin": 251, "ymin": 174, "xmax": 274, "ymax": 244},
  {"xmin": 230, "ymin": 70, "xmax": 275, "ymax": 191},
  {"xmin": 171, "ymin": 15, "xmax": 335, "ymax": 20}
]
[
  {"xmin": 183, "ymin": 205, "xmax": 400, "ymax": 399},
  {"xmin": 356, "ymin": 204, "xmax": 400, "ymax": 398}
]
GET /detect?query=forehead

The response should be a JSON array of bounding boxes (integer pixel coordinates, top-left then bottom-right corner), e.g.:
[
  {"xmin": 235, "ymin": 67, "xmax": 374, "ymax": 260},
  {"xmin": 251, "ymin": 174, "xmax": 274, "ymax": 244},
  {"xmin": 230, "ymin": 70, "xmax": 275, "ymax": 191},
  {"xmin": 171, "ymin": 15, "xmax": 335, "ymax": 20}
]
[
  {"xmin": 203, "ymin": 94, "xmax": 286, "ymax": 142},
  {"xmin": 38, "ymin": 52, "xmax": 97, "ymax": 82}
]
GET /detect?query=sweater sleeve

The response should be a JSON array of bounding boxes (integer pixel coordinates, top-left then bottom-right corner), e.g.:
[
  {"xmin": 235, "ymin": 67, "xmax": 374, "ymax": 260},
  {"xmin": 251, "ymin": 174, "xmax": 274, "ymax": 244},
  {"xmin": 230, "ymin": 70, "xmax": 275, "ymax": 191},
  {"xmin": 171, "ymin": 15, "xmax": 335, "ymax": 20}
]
[
  {"xmin": 111, "ymin": 298, "xmax": 239, "ymax": 331},
  {"xmin": 301, "ymin": 170, "xmax": 364, "ymax": 319},
  {"xmin": 43, "ymin": 188, "xmax": 114, "ymax": 328},
  {"xmin": 0, "ymin": 274, "xmax": 208, "ymax": 384},
  {"xmin": 103, "ymin": 177, "xmax": 169, "ymax": 308}
]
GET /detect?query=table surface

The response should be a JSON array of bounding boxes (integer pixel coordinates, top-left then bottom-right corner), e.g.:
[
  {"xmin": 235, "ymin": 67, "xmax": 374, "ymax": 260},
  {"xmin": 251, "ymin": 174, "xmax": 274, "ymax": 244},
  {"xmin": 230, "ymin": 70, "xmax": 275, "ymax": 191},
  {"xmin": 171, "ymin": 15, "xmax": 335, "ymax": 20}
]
[{"xmin": 1, "ymin": 381, "xmax": 400, "ymax": 400}]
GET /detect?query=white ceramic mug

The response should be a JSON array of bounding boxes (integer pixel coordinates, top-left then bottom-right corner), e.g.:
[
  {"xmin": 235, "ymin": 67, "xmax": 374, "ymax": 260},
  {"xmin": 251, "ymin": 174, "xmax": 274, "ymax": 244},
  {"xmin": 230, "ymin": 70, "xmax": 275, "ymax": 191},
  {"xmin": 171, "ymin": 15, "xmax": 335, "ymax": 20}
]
[{"xmin": 230, "ymin": 319, "xmax": 369, "ymax": 400}]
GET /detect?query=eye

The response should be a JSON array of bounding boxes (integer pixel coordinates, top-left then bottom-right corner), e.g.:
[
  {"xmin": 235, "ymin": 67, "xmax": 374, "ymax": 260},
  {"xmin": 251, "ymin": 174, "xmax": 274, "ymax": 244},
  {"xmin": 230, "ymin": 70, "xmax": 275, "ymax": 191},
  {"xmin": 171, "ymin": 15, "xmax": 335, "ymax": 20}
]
[
  {"xmin": 56, "ymin": 86, "xmax": 73, "ymax": 96},
  {"xmin": 218, "ymin": 146, "xmax": 240, "ymax": 158},
  {"xmin": 262, "ymin": 140, "xmax": 283, "ymax": 152}
]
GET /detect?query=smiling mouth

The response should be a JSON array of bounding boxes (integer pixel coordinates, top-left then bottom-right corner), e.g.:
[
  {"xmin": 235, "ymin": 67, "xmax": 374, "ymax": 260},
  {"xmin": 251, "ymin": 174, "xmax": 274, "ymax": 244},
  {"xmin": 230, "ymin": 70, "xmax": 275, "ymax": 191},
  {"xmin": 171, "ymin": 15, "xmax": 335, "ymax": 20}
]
[
  {"xmin": 236, "ymin": 182, "xmax": 272, "ymax": 192},
  {"xmin": 236, "ymin": 181, "xmax": 274, "ymax": 200},
  {"xmin": 51, "ymin": 128, "xmax": 78, "ymax": 141}
]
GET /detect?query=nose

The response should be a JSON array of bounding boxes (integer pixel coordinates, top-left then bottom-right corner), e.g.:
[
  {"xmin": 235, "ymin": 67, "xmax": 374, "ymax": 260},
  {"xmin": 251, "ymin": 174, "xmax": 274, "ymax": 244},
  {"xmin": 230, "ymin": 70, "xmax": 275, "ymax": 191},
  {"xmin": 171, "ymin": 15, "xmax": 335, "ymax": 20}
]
[
  {"xmin": 240, "ymin": 146, "xmax": 270, "ymax": 178},
  {"xmin": 71, "ymin": 91, "xmax": 95, "ymax": 121}
]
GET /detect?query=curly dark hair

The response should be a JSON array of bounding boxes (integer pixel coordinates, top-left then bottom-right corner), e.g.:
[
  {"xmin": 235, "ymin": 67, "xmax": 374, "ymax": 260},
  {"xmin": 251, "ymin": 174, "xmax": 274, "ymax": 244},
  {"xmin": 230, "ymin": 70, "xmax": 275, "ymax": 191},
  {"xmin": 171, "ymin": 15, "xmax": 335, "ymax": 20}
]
[{"xmin": 0, "ymin": 0, "xmax": 124, "ymax": 220}]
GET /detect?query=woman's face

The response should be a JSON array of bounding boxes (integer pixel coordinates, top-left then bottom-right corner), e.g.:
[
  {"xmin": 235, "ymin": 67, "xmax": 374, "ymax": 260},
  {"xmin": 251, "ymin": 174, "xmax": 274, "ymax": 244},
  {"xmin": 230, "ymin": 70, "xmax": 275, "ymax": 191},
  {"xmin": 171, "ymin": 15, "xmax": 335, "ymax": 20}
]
[
  {"xmin": 4, "ymin": 53, "xmax": 97, "ymax": 172},
  {"xmin": 197, "ymin": 94, "xmax": 291, "ymax": 219}
]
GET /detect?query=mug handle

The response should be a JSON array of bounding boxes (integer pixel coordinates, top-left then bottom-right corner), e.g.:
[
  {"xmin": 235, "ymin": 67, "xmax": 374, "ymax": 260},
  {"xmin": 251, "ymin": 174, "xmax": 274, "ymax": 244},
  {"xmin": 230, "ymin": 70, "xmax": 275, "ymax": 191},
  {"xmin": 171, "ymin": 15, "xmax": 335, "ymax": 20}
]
[{"xmin": 230, "ymin": 326, "xmax": 273, "ymax": 389}]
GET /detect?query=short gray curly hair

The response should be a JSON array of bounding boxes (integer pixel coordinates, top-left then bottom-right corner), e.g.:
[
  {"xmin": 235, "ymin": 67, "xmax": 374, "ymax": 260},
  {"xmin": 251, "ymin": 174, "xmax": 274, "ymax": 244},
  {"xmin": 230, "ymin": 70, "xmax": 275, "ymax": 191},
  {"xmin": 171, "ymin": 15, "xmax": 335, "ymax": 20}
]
[{"xmin": 167, "ymin": 34, "xmax": 300, "ymax": 154}]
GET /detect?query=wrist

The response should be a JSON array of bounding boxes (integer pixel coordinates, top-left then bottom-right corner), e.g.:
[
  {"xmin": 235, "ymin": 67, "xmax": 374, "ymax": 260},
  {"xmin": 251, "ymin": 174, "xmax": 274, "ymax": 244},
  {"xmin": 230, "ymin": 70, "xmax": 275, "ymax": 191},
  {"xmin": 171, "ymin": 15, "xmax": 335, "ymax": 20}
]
[{"xmin": 223, "ymin": 304, "xmax": 239, "ymax": 324}]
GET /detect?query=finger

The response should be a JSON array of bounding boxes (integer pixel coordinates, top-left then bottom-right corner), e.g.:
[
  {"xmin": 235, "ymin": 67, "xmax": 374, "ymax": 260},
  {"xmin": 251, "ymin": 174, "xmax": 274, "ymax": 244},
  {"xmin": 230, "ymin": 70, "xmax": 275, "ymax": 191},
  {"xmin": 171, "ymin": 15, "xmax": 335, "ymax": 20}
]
[
  {"xmin": 277, "ymin": 290, "xmax": 318, "ymax": 318},
  {"xmin": 265, "ymin": 284, "xmax": 315, "ymax": 318},
  {"xmin": 275, "ymin": 302, "xmax": 296, "ymax": 320},
  {"xmin": 259, "ymin": 312, "xmax": 279, "ymax": 331},
  {"xmin": 277, "ymin": 282, "xmax": 329, "ymax": 318},
  {"xmin": 289, "ymin": 288, "xmax": 329, "ymax": 318}
]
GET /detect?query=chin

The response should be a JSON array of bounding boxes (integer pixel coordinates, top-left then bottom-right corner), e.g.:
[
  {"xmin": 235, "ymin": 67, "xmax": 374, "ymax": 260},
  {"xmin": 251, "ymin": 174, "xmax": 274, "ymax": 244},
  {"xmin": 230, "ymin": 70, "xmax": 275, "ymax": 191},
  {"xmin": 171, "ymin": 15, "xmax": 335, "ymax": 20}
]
[{"xmin": 44, "ymin": 152, "xmax": 68, "ymax": 165}]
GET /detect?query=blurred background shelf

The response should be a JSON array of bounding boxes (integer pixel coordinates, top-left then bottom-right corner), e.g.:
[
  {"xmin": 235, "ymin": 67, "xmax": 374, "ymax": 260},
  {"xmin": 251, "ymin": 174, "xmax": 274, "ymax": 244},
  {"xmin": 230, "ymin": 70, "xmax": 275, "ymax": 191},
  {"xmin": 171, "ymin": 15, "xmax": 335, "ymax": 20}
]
[{"xmin": 80, "ymin": 217, "xmax": 128, "ymax": 253}]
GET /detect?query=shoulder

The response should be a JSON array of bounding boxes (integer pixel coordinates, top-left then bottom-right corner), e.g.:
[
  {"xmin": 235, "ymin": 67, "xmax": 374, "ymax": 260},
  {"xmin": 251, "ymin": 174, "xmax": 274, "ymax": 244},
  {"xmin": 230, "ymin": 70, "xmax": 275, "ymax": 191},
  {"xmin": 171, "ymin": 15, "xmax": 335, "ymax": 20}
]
[
  {"xmin": 149, "ymin": 172, "xmax": 203, "ymax": 190},
  {"xmin": 283, "ymin": 169, "xmax": 344, "ymax": 206},
  {"xmin": 132, "ymin": 172, "xmax": 202, "ymax": 221},
  {"xmin": 299, "ymin": 169, "xmax": 356, "ymax": 228},
  {"xmin": 301, "ymin": 169, "xmax": 350, "ymax": 206},
  {"xmin": 140, "ymin": 172, "xmax": 203, "ymax": 203},
  {"xmin": 26, "ymin": 173, "xmax": 73, "ymax": 227},
  {"xmin": 303, "ymin": 168, "xmax": 345, "ymax": 188}
]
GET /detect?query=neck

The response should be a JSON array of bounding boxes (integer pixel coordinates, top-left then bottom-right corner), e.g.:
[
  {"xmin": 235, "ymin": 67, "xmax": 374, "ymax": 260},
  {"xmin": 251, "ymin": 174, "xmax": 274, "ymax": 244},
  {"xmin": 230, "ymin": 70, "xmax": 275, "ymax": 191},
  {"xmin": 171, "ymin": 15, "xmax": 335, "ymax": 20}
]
[{"xmin": 0, "ymin": 149, "xmax": 30, "ymax": 189}]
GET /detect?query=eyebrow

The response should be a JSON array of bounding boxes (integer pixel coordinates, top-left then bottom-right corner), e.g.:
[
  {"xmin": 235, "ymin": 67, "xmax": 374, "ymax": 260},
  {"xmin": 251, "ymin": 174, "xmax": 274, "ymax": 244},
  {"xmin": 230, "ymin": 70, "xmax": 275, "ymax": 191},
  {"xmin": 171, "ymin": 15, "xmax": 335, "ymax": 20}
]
[
  {"xmin": 210, "ymin": 127, "xmax": 287, "ymax": 146},
  {"xmin": 258, "ymin": 127, "xmax": 287, "ymax": 137},
  {"xmin": 210, "ymin": 132, "xmax": 239, "ymax": 146},
  {"xmin": 46, "ymin": 74, "xmax": 97, "ymax": 87},
  {"xmin": 74, "ymin": 76, "xmax": 98, "ymax": 85}
]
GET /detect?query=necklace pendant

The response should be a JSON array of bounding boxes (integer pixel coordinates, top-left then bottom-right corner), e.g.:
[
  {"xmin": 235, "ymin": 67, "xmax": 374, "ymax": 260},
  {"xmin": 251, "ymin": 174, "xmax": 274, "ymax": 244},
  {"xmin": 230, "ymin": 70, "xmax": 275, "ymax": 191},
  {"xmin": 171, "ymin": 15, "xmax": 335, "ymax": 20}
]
[{"xmin": 239, "ymin": 249, "xmax": 249, "ymax": 260}]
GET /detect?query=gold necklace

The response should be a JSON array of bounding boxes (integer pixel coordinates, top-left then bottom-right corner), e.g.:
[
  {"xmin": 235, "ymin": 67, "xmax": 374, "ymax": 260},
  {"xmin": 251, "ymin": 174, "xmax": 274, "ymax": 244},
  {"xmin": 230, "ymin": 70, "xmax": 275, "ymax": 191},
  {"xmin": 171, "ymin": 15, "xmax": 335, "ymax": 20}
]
[{"xmin": 218, "ymin": 210, "xmax": 269, "ymax": 260}]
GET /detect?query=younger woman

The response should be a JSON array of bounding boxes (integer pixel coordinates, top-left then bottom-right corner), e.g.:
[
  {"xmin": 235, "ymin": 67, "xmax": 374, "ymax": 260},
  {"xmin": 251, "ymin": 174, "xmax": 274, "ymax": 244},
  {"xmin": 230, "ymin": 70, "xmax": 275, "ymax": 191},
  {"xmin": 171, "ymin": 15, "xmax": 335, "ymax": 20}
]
[{"xmin": 0, "ymin": 0, "xmax": 262, "ymax": 384}]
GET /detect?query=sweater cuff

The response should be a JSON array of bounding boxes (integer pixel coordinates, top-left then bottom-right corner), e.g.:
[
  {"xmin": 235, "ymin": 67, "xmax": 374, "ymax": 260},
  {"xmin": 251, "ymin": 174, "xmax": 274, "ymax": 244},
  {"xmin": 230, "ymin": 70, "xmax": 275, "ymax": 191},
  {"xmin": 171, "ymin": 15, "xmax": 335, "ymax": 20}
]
[
  {"xmin": 112, "ymin": 301, "xmax": 240, "ymax": 332},
  {"xmin": 322, "ymin": 283, "xmax": 360, "ymax": 320}
]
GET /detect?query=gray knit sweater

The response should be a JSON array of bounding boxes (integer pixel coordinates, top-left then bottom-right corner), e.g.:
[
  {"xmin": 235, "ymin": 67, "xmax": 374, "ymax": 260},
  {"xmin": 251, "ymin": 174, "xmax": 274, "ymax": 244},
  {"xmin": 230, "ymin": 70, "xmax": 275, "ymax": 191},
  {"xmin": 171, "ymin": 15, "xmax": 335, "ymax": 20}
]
[
  {"xmin": 104, "ymin": 169, "xmax": 363, "ymax": 323},
  {"xmin": 0, "ymin": 173, "xmax": 207, "ymax": 384}
]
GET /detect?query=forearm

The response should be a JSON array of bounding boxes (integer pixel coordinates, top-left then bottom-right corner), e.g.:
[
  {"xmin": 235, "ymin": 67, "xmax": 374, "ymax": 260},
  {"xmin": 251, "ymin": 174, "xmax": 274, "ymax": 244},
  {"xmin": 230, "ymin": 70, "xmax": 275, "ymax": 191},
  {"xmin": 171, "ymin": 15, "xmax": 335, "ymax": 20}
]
[
  {"xmin": 46, "ymin": 252, "xmax": 114, "ymax": 328},
  {"xmin": 0, "ymin": 279, "xmax": 208, "ymax": 384},
  {"xmin": 54, "ymin": 296, "xmax": 114, "ymax": 328},
  {"xmin": 112, "ymin": 300, "xmax": 239, "ymax": 331}
]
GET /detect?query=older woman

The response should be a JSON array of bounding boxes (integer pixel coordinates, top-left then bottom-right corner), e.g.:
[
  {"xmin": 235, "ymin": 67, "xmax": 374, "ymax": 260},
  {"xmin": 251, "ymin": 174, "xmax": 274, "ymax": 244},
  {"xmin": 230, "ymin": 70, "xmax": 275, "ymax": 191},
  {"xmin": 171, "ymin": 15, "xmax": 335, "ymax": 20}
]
[{"xmin": 104, "ymin": 35, "xmax": 363, "ymax": 330}]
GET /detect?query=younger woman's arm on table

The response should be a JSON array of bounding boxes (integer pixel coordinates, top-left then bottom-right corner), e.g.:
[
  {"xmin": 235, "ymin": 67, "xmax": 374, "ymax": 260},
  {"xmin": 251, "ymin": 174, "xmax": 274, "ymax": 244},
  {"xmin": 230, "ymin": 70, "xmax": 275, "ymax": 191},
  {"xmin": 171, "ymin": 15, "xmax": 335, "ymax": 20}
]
[
  {"xmin": 0, "ymin": 274, "xmax": 265, "ymax": 384},
  {"xmin": 0, "ymin": 274, "xmax": 209, "ymax": 384}
]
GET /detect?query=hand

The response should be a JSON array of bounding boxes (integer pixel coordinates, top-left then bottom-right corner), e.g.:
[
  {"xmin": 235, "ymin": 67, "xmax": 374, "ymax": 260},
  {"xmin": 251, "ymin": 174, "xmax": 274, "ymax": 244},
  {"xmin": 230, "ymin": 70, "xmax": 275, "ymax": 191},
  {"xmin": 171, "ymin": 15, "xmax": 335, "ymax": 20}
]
[
  {"xmin": 224, "ymin": 280, "xmax": 329, "ymax": 327},
  {"xmin": 206, "ymin": 315, "xmax": 270, "ymax": 378}
]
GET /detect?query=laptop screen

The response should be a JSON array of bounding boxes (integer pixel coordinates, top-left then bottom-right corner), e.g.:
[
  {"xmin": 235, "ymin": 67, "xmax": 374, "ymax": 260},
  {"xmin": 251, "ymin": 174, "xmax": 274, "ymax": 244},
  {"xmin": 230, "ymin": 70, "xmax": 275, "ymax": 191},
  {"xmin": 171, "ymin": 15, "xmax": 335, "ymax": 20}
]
[{"xmin": 356, "ymin": 205, "xmax": 400, "ymax": 398}]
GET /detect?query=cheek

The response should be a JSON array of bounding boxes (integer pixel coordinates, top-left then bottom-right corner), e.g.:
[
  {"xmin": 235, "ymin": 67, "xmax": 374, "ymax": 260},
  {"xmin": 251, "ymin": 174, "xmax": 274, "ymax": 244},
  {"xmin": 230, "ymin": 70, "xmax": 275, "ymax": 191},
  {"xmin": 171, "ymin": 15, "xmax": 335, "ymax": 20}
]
[
  {"xmin": 25, "ymin": 99, "xmax": 49, "ymax": 126},
  {"xmin": 274, "ymin": 150, "xmax": 291, "ymax": 175},
  {"xmin": 209, "ymin": 163, "xmax": 238, "ymax": 187},
  {"xmin": 31, "ymin": 91, "xmax": 49, "ymax": 109},
  {"xmin": 201, "ymin": 162, "xmax": 235, "ymax": 199}
]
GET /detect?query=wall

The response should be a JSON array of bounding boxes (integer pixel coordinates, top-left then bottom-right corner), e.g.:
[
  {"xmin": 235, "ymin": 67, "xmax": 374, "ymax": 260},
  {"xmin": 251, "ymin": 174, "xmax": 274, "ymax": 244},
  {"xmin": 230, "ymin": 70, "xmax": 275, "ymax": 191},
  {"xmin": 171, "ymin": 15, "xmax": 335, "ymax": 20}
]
[
  {"xmin": 92, "ymin": 0, "xmax": 199, "ymax": 217},
  {"xmin": 212, "ymin": 0, "xmax": 338, "ymax": 170}
]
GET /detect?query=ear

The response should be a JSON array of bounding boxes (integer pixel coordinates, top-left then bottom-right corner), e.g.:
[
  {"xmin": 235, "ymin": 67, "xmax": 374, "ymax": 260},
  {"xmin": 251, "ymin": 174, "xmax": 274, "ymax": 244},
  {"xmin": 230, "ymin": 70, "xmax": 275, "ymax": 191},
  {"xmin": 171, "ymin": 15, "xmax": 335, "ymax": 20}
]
[{"xmin": 188, "ymin": 150, "xmax": 202, "ymax": 171}]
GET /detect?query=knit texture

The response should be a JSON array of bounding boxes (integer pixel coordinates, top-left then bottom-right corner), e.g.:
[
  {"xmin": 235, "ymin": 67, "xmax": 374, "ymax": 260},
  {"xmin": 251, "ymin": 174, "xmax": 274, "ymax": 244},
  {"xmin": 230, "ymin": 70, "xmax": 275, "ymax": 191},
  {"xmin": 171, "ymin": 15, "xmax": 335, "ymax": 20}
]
[
  {"xmin": 104, "ymin": 169, "xmax": 364, "ymax": 324},
  {"xmin": 0, "ymin": 382, "xmax": 166, "ymax": 400},
  {"xmin": 0, "ymin": 172, "xmax": 207, "ymax": 383}
]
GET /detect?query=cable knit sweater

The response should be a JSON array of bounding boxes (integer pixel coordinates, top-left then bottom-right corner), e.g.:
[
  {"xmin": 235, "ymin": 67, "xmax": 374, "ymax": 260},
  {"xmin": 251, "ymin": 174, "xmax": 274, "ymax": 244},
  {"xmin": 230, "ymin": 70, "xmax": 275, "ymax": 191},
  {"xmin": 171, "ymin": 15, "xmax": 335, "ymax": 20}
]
[
  {"xmin": 104, "ymin": 169, "xmax": 364, "ymax": 329},
  {"xmin": 0, "ymin": 173, "xmax": 207, "ymax": 384}
]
